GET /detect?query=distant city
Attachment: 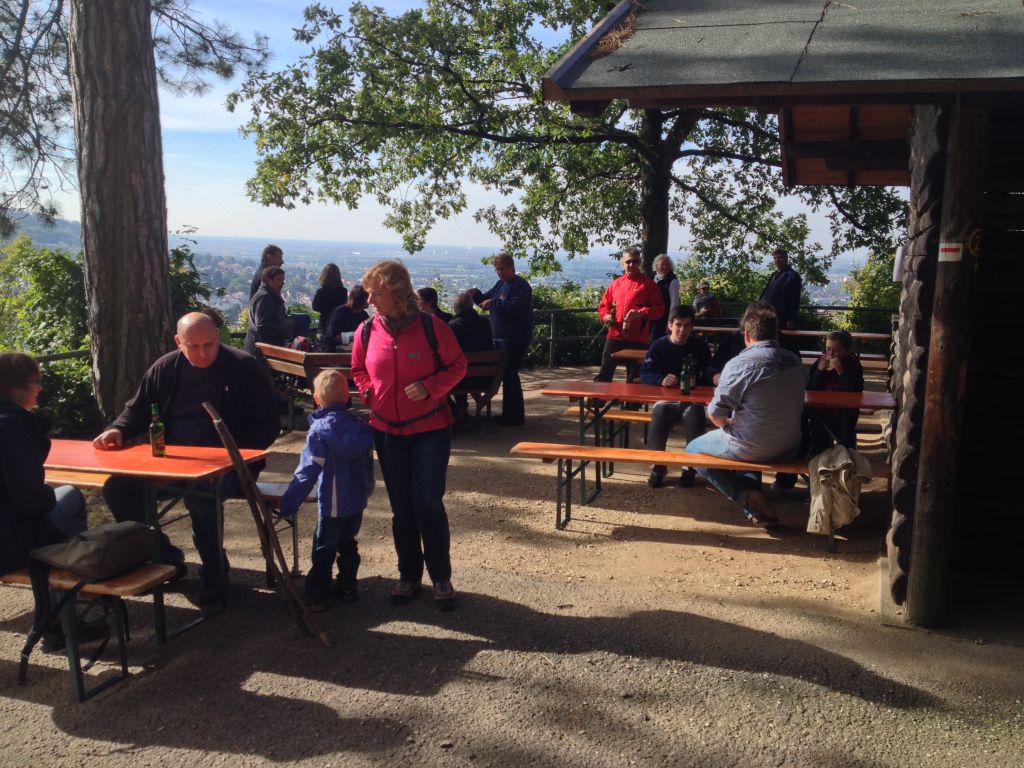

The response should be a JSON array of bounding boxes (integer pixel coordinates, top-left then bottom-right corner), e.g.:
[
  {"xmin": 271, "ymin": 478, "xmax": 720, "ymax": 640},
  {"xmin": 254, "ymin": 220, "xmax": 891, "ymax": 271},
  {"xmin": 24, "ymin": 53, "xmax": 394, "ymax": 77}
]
[{"xmin": 8, "ymin": 215, "xmax": 863, "ymax": 324}]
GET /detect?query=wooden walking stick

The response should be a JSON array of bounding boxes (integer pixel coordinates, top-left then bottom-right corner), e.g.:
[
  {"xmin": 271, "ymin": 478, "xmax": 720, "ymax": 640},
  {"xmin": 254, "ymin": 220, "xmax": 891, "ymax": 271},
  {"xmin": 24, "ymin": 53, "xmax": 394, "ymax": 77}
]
[{"xmin": 202, "ymin": 402, "xmax": 332, "ymax": 648}]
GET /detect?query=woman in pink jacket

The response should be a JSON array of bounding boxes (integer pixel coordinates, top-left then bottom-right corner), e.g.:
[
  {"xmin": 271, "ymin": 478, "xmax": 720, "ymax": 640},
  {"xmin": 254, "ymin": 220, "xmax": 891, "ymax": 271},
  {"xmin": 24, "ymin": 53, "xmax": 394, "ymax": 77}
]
[{"xmin": 351, "ymin": 261, "xmax": 467, "ymax": 608}]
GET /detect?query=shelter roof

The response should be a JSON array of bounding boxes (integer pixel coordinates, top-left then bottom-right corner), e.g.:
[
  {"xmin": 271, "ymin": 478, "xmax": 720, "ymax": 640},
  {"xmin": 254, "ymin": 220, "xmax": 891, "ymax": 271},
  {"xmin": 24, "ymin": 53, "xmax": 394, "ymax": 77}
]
[{"xmin": 544, "ymin": 0, "xmax": 1024, "ymax": 109}]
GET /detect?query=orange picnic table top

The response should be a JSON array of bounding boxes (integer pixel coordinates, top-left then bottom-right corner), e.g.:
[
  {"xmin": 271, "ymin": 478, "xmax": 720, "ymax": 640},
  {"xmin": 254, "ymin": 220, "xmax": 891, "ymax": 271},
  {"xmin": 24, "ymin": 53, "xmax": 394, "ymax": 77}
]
[
  {"xmin": 45, "ymin": 439, "xmax": 267, "ymax": 482},
  {"xmin": 541, "ymin": 379, "xmax": 896, "ymax": 410}
]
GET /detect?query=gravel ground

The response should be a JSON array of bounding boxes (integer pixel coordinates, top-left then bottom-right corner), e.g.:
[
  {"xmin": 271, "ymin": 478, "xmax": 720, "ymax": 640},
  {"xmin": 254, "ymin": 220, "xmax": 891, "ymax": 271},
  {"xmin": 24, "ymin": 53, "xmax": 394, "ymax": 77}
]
[{"xmin": 2, "ymin": 365, "xmax": 1022, "ymax": 767}]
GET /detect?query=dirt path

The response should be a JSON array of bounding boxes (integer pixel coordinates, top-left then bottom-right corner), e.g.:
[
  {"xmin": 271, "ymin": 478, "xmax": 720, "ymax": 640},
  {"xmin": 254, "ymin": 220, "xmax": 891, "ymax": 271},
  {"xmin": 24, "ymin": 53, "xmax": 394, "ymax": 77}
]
[{"xmin": 2, "ymin": 366, "xmax": 1022, "ymax": 767}]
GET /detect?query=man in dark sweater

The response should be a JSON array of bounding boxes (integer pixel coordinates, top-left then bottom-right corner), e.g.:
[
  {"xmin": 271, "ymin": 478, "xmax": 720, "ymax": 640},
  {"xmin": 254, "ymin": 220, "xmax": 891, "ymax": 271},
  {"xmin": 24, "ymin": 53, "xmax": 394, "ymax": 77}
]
[
  {"xmin": 93, "ymin": 313, "xmax": 279, "ymax": 605},
  {"xmin": 473, "ymin": 252, "xmax": 533, "ymax": 426},
  {"xmin": 760, "ymin": 247, "xmax": 802, "ymax": 354},
  {"xmin": 640, "ymin": 305, "xmax": 714, "ymax": 488}
]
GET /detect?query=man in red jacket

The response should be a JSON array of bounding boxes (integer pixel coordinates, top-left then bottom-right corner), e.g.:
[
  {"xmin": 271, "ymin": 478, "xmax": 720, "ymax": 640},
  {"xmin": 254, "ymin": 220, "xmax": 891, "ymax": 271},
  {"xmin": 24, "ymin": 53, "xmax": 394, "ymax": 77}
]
[{"xmin": 595, "ymin": 246, "xmax": 665, "ymax": 381}]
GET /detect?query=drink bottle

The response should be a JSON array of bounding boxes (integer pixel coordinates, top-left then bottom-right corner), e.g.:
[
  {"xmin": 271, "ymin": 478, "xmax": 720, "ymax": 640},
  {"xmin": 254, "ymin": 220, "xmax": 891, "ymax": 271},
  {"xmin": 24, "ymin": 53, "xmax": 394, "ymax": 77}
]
[
  {"xmin": 149, "ymin": 403, "xmax": 166, "ymax": 457},
  {"xmin": 680, "ymin": 358, "xmax": 692, "ymax": 394}
]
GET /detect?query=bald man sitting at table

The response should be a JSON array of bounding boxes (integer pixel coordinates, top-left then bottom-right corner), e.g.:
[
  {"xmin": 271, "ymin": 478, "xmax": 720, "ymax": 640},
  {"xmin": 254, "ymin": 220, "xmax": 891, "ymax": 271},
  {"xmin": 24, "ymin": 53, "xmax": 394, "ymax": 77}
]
[{"xmin": 92, "ymin": 313, "xmax": 279, "ymax": 606}]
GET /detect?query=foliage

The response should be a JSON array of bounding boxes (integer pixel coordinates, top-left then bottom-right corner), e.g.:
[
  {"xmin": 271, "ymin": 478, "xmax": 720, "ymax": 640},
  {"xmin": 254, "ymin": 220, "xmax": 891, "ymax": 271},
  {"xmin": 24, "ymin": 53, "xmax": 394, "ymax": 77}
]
[
  {"xmin": 0, "ymin": 234, "xmax": 86, "ymax": 351},
  {"xmin": 524, "ymin": 283, "xmax": 604, "ymax": 367},
  {"xmin": 168, "ymin": 232, "xmax": 212, "ymax": 318},
  {"xmin": 230, "ymin": 1, "xmax": 906, "ymax": 282},
  {"xmin": 839, "ymin": 250, "xmax": 900, "ymax": 335},
  {"xmin": 1, "ymin": 0, "xmax": 269, "ymax": 234},
  {"xmin": 0, "ymin": 234, "xmax": 97, "ymax": 434}
]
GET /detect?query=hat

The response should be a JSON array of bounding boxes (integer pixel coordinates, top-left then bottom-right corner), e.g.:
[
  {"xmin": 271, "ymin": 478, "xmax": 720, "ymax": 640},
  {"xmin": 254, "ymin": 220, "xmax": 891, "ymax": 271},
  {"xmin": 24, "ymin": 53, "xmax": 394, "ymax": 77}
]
[{"xmin": 699, "ymin": 280, "xmax": 710, "ymax": 288}]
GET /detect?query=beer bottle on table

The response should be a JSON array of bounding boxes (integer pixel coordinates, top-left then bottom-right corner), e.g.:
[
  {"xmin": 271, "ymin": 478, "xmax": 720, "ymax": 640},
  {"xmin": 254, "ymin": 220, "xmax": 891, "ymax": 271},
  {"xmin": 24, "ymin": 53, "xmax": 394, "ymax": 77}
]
[
  {"xmin": 680, "ymin": 357, "xmax": 692, "ymax": 395},
  {"xmin": 149, "ymin": 403, "xmax": 166, "ymax": 457},
  {"xmin": 687, "ymin": 355, "xmax": 698, "ymax": 393}
]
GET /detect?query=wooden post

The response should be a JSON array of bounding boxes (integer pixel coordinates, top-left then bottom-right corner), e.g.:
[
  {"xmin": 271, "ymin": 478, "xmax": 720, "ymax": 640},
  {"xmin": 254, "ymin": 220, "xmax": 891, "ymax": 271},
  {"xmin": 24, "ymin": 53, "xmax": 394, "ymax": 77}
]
[{"xmin": 906, "ymin": 96, "xmax": 989, "ymax": 626}]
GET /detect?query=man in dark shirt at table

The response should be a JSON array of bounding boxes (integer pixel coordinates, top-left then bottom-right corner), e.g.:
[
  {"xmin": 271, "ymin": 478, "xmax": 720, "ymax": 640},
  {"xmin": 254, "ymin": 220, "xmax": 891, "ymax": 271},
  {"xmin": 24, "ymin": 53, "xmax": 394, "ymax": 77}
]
[
  {"xmin": 93, "ymin": 313, "xmax": 279, "ymax": 605},
  {"xmin": 641, "ymin": 305, "xmax": 714, "ymax": 489}
]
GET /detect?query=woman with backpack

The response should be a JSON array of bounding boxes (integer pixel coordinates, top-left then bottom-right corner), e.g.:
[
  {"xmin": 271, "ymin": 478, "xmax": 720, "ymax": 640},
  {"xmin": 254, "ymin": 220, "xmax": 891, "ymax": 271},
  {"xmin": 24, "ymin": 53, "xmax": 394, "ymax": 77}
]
[{"xmin": 351, "ymin": 261, "xmax": 467, "ymax": 608}]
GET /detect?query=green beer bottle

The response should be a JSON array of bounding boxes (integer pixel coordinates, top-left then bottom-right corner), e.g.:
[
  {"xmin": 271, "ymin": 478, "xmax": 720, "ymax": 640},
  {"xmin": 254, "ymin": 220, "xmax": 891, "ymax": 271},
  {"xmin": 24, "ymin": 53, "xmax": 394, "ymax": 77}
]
[{"xmin": 149, "ymin": 403, "xmax": 166, "ymax": 457}]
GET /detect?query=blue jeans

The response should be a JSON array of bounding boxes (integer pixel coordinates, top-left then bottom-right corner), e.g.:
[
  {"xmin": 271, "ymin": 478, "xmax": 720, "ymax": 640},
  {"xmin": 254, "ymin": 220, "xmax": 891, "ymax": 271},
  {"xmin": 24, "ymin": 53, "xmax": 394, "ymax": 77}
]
[
  {"xmin": 49, "ymin": 485, "xmax": 87, "ymax": 537},
  {"xmin": 103, "ymin": 470, "xmax": 247, "ymax": 589},
  {"xmin": 305, "ymin": 515, "xmax": 362, "ymax": 600},
  {"xmin": 373, "ymin": 427, "xmax": 452, "ymax": 584},
  {"xmin": 685, "ymin": 429, "xmax": 762, "ymax": 506}
]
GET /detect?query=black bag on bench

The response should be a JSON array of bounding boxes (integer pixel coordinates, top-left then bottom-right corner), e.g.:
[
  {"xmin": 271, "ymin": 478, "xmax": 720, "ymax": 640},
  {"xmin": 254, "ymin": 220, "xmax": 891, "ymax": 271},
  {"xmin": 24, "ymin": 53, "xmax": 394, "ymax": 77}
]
[{"xmin": 31, "ymin": 521, "xmax": 157, "ymax": 580}]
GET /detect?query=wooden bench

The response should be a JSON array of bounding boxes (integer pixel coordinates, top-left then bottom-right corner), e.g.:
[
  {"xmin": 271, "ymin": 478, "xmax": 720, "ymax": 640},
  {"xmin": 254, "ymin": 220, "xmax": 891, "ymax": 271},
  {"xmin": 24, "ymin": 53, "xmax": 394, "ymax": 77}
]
[
  {"xmin": 451, "ymin": 350, "xmax": 507, "ymax": 421},
  {"xmin": 1, "ymin": 563, "xmax": 177, "ymax": 702},
  {"xmin": 255, "ymin": 343, "xmax": 352, "ymax": 430},
  {"xmin": 509, "ymin": 441, "xmax": 889, "ymax": 550},
  {"xmin": 562, "ymin": 405, "xmax": 885, "ymax": 453}
]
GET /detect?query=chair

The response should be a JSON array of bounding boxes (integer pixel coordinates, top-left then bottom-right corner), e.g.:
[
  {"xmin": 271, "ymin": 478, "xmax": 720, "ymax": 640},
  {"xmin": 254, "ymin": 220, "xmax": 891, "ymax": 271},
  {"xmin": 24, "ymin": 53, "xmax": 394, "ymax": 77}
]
[{"xmin": 201, "ymin": 402, "xmax": 331, "ymax": 647}]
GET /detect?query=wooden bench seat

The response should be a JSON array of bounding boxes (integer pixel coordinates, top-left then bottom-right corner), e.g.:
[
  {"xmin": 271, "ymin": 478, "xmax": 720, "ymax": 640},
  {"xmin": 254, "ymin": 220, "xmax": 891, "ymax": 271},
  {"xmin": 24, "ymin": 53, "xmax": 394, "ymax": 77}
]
[
  {"xmin": 2, "ymin": 563, "xmax": 177, "ymax": 703},
  {"xmin": 510, "ymin": 441, "xmax": 889, "ymax": 550},
  {"xmin": 45, "ymin": 469, "xmax": 112, "ymax": 489},
  {"xmin": 255, "ymin": 482, "xmax": 316, "ymax": 583}
]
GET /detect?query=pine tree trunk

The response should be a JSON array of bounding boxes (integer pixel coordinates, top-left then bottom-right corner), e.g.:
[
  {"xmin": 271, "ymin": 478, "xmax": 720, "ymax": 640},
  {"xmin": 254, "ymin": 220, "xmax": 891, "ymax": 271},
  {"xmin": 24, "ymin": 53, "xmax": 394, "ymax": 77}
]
[
  {"xmin": 68, "ymin": 0, "xmax": 172, "ymax": 423},
  {"xmin": 638, "ymin": 109, "xmax": 671, "ymax": 273}
]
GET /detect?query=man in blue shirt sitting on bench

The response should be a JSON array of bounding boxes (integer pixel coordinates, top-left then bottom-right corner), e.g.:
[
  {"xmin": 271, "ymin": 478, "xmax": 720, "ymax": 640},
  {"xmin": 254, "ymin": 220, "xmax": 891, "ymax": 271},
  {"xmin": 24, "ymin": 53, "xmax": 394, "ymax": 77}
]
[{"xmin": 686, "ymin": 301, "xmax": 807, "ymax": 527}]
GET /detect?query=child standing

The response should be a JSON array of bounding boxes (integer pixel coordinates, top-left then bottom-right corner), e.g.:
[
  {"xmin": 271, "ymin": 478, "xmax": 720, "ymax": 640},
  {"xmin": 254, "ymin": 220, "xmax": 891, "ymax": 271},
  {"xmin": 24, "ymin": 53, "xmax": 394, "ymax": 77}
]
[{"xmin": 279, "ymin": 369, "xmax": 374, "ymax": 611}]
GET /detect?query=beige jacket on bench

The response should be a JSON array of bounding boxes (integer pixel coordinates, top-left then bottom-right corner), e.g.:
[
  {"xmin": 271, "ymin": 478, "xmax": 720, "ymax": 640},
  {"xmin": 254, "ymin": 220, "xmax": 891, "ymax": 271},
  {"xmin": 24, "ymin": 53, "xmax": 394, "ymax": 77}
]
[{"xmin": 807, "ymin": 444, "xmax": 874, "ymax": 535}]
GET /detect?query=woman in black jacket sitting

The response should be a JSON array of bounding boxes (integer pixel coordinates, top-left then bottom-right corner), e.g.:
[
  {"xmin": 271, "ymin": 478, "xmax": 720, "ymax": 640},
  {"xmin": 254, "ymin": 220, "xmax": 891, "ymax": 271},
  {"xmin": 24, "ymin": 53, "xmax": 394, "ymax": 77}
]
[{"xmin": 0, "ymin": 352, "xmax": 91, "ymax": 646}]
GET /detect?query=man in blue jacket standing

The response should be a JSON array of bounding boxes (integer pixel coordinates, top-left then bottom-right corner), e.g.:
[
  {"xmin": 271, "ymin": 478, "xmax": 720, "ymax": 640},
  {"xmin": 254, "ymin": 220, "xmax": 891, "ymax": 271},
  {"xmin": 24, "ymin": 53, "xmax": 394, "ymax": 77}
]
[{"xmin": 474, "ymin": 252, "xmax": 533, "ymax": 426}]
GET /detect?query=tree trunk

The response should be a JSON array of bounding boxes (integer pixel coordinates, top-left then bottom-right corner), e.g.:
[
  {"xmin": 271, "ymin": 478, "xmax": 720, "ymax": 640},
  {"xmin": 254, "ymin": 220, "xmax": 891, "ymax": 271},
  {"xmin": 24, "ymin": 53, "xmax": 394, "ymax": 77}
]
[
  {"xmin": 69, "ymin": 0, "xmax": 171, "ymax": 423},
  {"xmin": 638, "ymin": 109, "xmax": 672, "ymax": 273}
]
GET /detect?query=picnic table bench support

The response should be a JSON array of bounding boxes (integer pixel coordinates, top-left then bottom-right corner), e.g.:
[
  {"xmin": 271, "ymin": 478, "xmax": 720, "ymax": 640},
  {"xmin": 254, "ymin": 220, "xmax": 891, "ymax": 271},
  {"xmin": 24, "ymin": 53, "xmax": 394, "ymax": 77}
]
[{"xmin": 556, "ymin": 456, "xmax": 601, "ymax": 530}]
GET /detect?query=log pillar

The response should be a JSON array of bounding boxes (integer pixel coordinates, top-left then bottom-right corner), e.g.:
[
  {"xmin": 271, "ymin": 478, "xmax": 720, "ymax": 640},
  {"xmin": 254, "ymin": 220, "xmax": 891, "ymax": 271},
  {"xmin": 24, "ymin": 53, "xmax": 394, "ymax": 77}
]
[{"xmin": 906, "ymin": 96, "xmax": 989, "ymax": 626}]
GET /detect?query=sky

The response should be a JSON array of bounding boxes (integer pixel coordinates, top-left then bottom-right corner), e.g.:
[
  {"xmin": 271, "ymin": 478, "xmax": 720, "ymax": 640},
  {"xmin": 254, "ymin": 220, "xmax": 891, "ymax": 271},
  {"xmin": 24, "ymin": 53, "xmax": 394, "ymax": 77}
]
[{"xmin": 49, "ymin": 1, "xmax": 841, "ymax": 254}]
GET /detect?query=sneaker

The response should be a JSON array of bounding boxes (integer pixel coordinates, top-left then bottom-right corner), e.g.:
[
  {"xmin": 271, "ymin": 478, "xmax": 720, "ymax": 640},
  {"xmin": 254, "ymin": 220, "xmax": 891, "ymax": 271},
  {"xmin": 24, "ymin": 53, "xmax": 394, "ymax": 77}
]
[
  {"xmin": 647, "ymin": 470, "xmax": 665, "ymax": 488},
  {"xmin": 433, "ymin": 580, "xmax": 455, "ymax": 609},
  {"xmin": 390, "ymin": 580, "xmax": 421, "ymax": 605},
  {"xmin": 678, "ymin": 468, "xmax": 697, "ymax": 488},
  {"xmin": 305, "ymin": 597, "xmax": 329, "ymax": 613},
  {"xmin": 742, "ymin": 489, "xmax": 779, "ymax": 528}
]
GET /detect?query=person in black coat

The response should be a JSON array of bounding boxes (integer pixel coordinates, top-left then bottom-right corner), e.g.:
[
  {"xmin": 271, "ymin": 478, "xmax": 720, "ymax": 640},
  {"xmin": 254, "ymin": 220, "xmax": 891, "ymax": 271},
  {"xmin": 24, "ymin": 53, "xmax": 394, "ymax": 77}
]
[
  {"xmin": 323, "ymin": 285, "xmax": 371, "ymax": 351},
  {"xmin": 249, "ymin": 244, "xmax": 284, "ymax": 299},
  {"xmin": 245, "ymin": 266, "xmax": 291, "ymax": 356},
  {"xmin": 0, "ymin": 352, "xmax": 89, "ymax": 644},
  {"xmin": 312, "ymin": 263, "xmax": 348, "ymax": 340},
  {"xmin": 417, "ymin": 286, "xmax": 453, "ymax": 323},
  {"xmin": 448, "ymin": 290, "xmax": 494, "ymax": 425}
]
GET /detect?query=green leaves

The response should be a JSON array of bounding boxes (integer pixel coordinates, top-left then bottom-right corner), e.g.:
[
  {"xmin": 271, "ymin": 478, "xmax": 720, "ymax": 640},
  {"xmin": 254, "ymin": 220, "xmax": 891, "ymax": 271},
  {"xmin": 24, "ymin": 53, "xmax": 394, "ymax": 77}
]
[{"xmin": 232, "ymin": 1, "xmax": 906, "ymax": 285}]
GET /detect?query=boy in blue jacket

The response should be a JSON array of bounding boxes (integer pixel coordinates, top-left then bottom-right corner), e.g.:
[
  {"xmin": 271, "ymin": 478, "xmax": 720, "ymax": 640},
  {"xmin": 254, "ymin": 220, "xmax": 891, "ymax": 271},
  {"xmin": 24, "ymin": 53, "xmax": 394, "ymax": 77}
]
[{"xmin": 280, "ymin": 369, "xmax": 374, "ymax": 611}]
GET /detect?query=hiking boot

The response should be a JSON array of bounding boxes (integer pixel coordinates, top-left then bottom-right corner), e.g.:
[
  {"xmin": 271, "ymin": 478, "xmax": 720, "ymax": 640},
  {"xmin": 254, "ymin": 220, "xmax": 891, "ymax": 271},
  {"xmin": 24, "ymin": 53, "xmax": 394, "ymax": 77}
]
[
  {"xmin": 433, "ymin": 580, "xmax": 456, "ymax": 609},
  {"xmin": 331, "ymin": 579, "xmax": 359, "ymax": 602},
  {"xmin": 647, "ymin": 470, "xmax": 665, "ymax": 488},
  {"xmin": 390, "ymin": 580, "xmax": 421, "ymax": 605},
  {"xmin": 305, "ymin": 597, "xmax": 329, "ymax": 613},
  {"xmin": 679, "ymin": 468, "xmax": 697, "ymax": 488}
]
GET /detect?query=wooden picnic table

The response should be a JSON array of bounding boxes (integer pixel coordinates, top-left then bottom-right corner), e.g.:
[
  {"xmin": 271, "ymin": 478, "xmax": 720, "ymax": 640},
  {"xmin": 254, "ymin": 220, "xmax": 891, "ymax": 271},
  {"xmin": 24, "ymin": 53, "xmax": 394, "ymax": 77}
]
[{"xmin": 45, "ymin": 439, "xmax": 267, "ymax": 636}]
